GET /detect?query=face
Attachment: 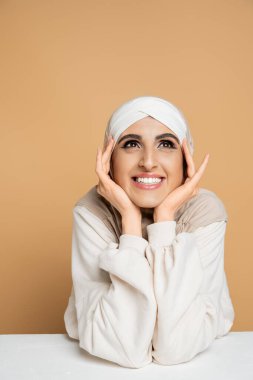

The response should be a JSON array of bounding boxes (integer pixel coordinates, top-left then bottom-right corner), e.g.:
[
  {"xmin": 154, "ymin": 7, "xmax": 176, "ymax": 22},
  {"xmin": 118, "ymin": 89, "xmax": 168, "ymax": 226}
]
[{"xmin": 110, "ymin": 116, "xmax": 187, "ymax": 209}]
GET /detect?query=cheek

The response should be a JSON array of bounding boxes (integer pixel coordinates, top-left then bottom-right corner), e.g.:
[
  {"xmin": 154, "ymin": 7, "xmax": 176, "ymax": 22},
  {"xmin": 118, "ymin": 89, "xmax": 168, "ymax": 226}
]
[
  {"xmin": 162, "ymin": 155, "xmax": 184, "ymax": 184},
  {"xmin": 110, "ymin": 156, "xmax": 130, "ymax": 184},
  {"xmin": 163, "ymin": 154, "xmax": 183, "ymax": 171}
]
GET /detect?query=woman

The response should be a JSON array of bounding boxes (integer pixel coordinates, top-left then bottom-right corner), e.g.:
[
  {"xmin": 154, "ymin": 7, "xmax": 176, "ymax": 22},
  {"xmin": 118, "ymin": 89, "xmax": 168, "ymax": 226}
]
[{"xmin": 64, "ymin": 96, "xmax": 235, "ymax": 368}]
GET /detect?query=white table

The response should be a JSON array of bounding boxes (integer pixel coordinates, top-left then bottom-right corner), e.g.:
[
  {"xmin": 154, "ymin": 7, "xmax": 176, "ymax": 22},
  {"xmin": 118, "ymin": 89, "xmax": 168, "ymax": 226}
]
[{"xmin": 0, "ymin": 332, "xmax": 252, "ymax": 379}]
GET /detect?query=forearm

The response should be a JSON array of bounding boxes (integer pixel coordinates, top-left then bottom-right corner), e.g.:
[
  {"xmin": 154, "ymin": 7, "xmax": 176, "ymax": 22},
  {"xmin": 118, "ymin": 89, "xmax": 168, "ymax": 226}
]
[
  {"xmin": 153, "ymin": 212, "xmax": 175, "ymax": 223},
  {"xmin": 145, "ymin": 221, "xmax": 233, "ymax": 365},
  {"xmin": 121, "ymin": 212, "xmax": 142, "ymax": 237},
  {"xmin": 70, "ymin": 206, "xmax": 157, "ymax": 368}
]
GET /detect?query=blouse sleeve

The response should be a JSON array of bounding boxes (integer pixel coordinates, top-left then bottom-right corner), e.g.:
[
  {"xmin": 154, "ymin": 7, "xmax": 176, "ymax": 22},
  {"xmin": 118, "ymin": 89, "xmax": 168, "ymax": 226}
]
[
  {"xmin": 145, "ymin": 220, "xmax": 235, "ymax": 365},
  {"xmin": 68, "ymin": 205, "xmax": 157, "ymax": 369}
]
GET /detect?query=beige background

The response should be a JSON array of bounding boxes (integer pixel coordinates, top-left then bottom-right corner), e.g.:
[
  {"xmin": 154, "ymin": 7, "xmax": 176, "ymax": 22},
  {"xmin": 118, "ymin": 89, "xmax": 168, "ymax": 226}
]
[{"xmin": 0, "ymin": 0, "xmax": 252, "ymax": 333}]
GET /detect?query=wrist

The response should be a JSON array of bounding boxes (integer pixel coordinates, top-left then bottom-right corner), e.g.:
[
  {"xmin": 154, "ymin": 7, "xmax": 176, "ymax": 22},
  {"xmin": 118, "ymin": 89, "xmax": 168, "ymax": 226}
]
[
  {"xmin": 121, "ymin": 212, "xmax": 142, "ymax": 237},
  {"xmin": 147, "ymin": 220, "xmax": 176, "ymax": 246},
  {"xmin": 121, "ymin": 209, "xmax": 141, "ymax": 220},
  {"xmin": 154, "ymin": 212, "xmax": 175, "ymax": 223}
]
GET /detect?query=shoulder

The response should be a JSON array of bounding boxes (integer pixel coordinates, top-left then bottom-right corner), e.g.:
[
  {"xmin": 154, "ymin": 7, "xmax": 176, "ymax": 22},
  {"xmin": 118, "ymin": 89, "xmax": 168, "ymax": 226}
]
[
  {"xmin": 176, "ymin": 187, "xmax": 228, "ymax": 231},
  {"xmin": 73, "ymin": 185, "xmax": 120, "ymax": 241},
  {"xmin": 74, "ymin": 185, "xmax": 111, "ymax": 221}
]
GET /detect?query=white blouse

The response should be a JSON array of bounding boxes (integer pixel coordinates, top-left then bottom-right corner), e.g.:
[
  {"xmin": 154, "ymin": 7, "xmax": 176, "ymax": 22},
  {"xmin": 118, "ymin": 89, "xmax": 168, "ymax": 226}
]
[{"xmin": 64, "ymin": 205, "xmax": 235, "ymax": 368}]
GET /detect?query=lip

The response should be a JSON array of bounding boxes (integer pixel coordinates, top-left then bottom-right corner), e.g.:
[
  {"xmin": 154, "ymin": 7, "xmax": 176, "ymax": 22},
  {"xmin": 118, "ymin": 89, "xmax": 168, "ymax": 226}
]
[
  {"xmin": 131, "ymin": 177, "xmax": 165, "ymax": 190},
  {"xmin": 132, "ymin": 173, "xmax": 165, "ymax": 178}
]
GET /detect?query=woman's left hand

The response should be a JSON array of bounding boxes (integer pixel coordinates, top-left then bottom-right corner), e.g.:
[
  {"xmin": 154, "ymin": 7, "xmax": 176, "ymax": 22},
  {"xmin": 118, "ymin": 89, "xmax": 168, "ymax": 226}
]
[{"xmin": 153, "ymin": 138, "xmax": 210, "ymax": 222}]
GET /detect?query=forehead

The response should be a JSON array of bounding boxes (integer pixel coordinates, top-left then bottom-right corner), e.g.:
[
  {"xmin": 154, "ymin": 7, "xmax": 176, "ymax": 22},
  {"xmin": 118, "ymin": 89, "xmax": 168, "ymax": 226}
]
[{"xmin": 120, "ymin": 116, "xmax": 176, "ymax": 137}]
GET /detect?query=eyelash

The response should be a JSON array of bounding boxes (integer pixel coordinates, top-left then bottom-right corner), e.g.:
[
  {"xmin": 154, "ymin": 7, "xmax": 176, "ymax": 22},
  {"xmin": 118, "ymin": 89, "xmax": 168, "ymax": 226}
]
[{"xmin": 121, "ymin": 139, "xmax": 177, "ymax": 150}]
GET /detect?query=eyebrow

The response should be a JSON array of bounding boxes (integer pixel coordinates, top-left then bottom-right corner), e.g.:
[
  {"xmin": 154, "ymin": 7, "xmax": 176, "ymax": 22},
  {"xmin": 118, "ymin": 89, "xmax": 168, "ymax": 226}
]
[{"xmin": 117, "ymin": 133, "xmax": 180, "ymax": 145}]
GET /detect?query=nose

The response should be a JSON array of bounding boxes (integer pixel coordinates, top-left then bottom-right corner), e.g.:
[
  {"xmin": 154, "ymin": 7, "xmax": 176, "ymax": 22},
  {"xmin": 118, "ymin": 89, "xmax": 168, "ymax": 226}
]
[{"xmin": 138, "ymin": 149, "xmax": 158, "ymax": 171}]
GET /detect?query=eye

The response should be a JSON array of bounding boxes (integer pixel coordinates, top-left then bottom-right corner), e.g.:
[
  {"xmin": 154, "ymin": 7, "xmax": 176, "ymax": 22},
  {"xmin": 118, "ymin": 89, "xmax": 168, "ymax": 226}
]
[
  {"xmin": 122, "ymin": 140, "xmax": 140, "ymax": 149},
  {"xmin": 159, "ymin": 140, "xmax": 176, "ymax": 149},
  {"xmin": 121, "ymin": 139, "xmax": 177, "ymax": 150}
]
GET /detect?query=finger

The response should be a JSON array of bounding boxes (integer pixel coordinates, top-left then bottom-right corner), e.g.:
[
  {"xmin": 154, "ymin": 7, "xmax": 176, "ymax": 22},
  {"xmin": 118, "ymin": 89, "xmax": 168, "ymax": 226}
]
[
  {"xmin": 101, "ymin": 136, "xmax": 114, "ymax": 168},
  {"xmin": 184, "ymin": 138, "xmax": 195, "ymax": 176},
  {"xmin": 96, "ymin": 147, "xmax": 112, "ymax": 185},
  {"xmin": 102, "ymin": 135, "xmax": 113, "ymax": 154},
  {"xmin": 182, "ymin": 138, "xmax": 195, "ymax": 178},
  {"xmin": 189, "ymin": 153, "xmax": 210, "ymax": 187},
  {"xmin": 103, "ymin": 137, "xmax": 114, "ymax": 174},
  {"xmin": 96, "ymin": 147, "xmax": 103, "ymax": 173},
  {"xmin": 96, "ymin": 147, "xmax": 108, "ymax": 176}
]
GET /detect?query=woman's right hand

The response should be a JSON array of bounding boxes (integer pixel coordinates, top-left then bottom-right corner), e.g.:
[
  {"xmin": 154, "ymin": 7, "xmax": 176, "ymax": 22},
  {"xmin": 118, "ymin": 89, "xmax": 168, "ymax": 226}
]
[{"xmin": 95, "ymin": 135, "xmax": 141, "ymax": 218}]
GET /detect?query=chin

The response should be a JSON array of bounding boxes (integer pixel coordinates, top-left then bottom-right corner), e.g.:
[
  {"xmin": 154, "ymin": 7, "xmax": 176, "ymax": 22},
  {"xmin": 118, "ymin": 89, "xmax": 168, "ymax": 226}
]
[
  {"xmin": 136, "ymin": 202, "xmax": 155, "ymax": 208},
  {"xmin": 130, "ymin": 197, "xmax": 161, "ymax": 209}
]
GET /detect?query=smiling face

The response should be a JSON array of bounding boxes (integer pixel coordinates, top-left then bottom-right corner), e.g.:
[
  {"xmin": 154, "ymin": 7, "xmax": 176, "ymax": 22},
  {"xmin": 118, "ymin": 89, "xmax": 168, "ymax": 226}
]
[{"xmin": 110, "ymin": 116, "xmax": 187, "ymax": 209}]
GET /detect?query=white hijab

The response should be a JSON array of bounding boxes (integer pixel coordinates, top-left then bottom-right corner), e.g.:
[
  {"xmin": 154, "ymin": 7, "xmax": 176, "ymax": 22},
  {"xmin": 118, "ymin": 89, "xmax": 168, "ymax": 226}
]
[{"xmin": 103, "ymin": 96, "xmax": 194, "ymax": 177}]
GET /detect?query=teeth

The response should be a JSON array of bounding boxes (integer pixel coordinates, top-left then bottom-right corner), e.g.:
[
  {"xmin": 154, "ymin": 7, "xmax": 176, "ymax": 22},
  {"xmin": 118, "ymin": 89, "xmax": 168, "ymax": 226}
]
[{"xmin": 135, "ymin": 177, "xmax": 162, "ymax": 184}]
